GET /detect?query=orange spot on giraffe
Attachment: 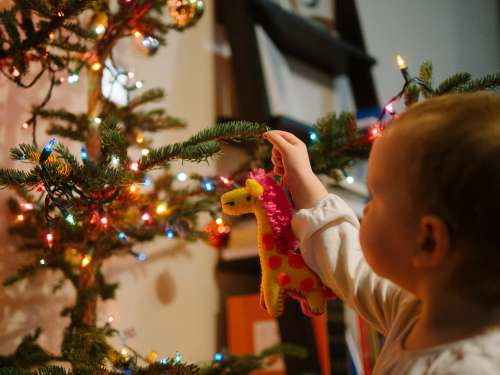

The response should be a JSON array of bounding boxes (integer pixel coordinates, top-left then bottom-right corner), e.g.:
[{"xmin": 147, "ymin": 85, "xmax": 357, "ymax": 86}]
[
  {"xmin": 277, "ymin": 272, "xmax": 291, "ymax": 286},
  {"xmin": 300, "ymin": 277, "xmax": 315, "ymax": 293},
  {"xmin": 288, "ymin": 253, "xmax": 305, "ymax": 268},
  {"xmin": 263, "ymin": 233, "xmax": 274, "ymax": 251},
  {"xmin": 268, "ymin": 255, "xmax": 283, "ymax": 270}
]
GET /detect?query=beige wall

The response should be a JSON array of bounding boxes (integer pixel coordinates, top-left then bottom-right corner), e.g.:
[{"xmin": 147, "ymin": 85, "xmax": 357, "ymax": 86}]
[{"xmin": 0, "ymin": 4, "xmax": 218, "ymax": 365}]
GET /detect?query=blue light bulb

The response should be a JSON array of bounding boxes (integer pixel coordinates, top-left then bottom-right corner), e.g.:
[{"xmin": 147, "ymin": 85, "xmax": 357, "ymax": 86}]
[
  {"xmin": 165, "ymin": 228, "xmax": 175, "ymax": 239},
  {"xmin": 118, "ymin": 232, "xmax": 127, "ymax": 241},
  {"xmin": 138, "ymin": 252, "xmax": 146, "ymax": 262},
  {"xmin": 61, "ymin": 208, "xmax": 76, "ymax": 225},
  {"xmin": 308, "ymin": 130, "xmax": 319, "ymax": 143},
  {"xmin": 202, "ymin": 178, "xmax": 215, "ymax": 192},
  {"xmin": 214, "ymin": 352, "xmax": 223, "ymax": 362},
  {"xmin": 175, "ymin": 351, "xmax": 181, "ymax": 363},
  {"xmin": 45, "ymin": 138, "xmax": 56, "ymax": 152},
  {"xmin": 40, "ymin": 138, "xmax": 57, "ymax": 163},
  {"xmin": 80, "ymin": 146, "xmax": 88, "ymax": 161}
]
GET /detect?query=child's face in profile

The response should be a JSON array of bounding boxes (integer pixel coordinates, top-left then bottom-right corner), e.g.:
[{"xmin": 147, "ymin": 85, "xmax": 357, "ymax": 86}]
[{"xmin": 359, "ymin": 128, "xmax": 421, "ymax": 293}]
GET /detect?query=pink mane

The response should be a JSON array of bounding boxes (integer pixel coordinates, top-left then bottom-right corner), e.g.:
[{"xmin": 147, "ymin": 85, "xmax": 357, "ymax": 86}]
[{"xmin": 248, "ymin": 168, "xmax": 298, "ymax": 254}]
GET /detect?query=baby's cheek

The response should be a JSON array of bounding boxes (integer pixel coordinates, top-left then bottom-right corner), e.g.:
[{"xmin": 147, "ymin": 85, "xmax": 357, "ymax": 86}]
[
  {"xmin": 359, "ymin": 220, "xmax": 369, "ymax": 250},
  {"xmin": 359, "ymin": 220, "xmax": 377, "ymax": 262}
]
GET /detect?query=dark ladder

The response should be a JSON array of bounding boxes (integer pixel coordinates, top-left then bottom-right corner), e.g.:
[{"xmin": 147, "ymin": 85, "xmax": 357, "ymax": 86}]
[{"xmin": 216, "ymin": 1, "xmax": 379, "ymax": 373}]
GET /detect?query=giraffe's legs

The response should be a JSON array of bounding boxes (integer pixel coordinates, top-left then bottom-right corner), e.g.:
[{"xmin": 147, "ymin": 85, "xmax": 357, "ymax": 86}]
[
  {"xmin": 259, "ymin": 288, "xmax": 266, "ymax": 310},
  {"xmin": 263, "ymin": 278, "xmax": 285, "ymax": 318},
  {"xmin": 303, "ymin": 289, "xmax": 327, "ymax": 316}
]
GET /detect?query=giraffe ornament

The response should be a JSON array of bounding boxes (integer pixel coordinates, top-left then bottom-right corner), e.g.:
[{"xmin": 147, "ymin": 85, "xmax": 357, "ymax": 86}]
[{"xmin": 221, "ymin": 169, "xmax": 335, "ymax": 318}]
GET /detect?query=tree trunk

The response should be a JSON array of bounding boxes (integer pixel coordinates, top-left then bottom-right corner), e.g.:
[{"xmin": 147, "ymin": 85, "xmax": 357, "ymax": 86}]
[
  {"xmin": 78, "ymin": 67, "xmax": 104, "ymax": 329},
  {"xmin": 87, "ymin": 68, "xmax": 103, "ymax": 161}
]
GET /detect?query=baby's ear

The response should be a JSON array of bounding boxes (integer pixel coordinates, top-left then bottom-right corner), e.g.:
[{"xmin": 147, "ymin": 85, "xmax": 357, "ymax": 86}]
[
  {"xmin": 412, "ymin": 215, "xmax": 450, "ymax": 269},
  {"xmin": 246, "ymin": 179, "xmax": 264, "ymax": 198}
]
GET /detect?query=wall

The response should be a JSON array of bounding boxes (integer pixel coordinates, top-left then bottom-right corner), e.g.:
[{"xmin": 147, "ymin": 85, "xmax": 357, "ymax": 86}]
[
  {"xmin": 0, "ymin": 3, "xmax": 218, "ymax": 365},
  {"xmin": 355, "ymin": 0, "xmax": 500, "ymax": 104}
]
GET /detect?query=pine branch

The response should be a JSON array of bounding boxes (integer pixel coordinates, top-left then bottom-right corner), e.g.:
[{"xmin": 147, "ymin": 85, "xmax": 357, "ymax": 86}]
[
  {"xmin": 96, "ymin": 271, "xmax": 119, "ymax": 300},
  {"xmin": 46, "ymin": 124, "xmax": 87, "ymax": 142},
  {"xmin": 37, "ymin": 109, "xmax": 84, "ymax": 124},
  {"xmin": 0, "ymin": 1, "xmax": 97, "ymax": 60},
  {"xmin": 0, "ymin": 168, "xmax": 41, "ymax": 188},
  {"xmin": 9, "ymin": 143, "xmax": 38, "ymax": 161},
  {"xmin": 126, "ymin": 88, "xmax": 165, "ymax": 110},
  {"xmin": 54, "ymin": 144, "xmax": 80, "ymax": 170},
  {"xmin": 457, "ymin": 72, "xmax": 500, "ymax": 92},
  {"xmin": 50, "ymin": 40, "xmax": 88, "ymax": 53},
  {"xmin": 307, "ymin": 112, "xmax": 369, "ymax": 180},
  {"xmin": 435, "ymin": 72, "xmax": 472, "ymax": 95},
  {"xmin": 404, "ymin": 83, "xmax": 420, "ymax": 106},
  {"xmin": 17, "ymin": 0, "xmax": 51, "ymax": 17},
  {"xmin": 0, "ymin": 328, "xmax": 54, "ymax": 368},
  {"xmin": 419, "ymin": 61, "xmax": 434, "ymax": 98},
  {"xmin": 139, "ymin": 121, "xmax": 267, "ymax": 170},
  {"xmin": 140, "ymin": 141, "xmax": 220, "ymax": 170},
  {"xmin": 99, "ymin": 125, "xmax": 128, "ymax": 162},
  {"xmin": 128, "ymin": 110, "xmax": 187, "ymax": 132},
  {"xmin": 140, "ymin": 15, "xmax": 174, "ymax": 35},
  {"xmin": 1, "ymin": 10, "xmax": 21, "ymax": 48},
  {"xmin": 3, "ymin": 263, "xmax": 39, "ymax": 286},
  {"xmin": 185, "ymin": 121, "xmax": 268, "ymax": 146}
]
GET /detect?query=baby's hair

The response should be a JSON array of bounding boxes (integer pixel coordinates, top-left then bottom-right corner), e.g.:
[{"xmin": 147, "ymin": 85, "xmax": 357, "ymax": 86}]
[{"xmin": 395, "ymin": 91, "xmax": 500, "ymax": 308}]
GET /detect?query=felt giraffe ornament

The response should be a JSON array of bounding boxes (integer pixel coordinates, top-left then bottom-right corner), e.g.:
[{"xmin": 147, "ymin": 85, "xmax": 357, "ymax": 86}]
[{"xmin": 221, "ymin": 169, "xmax": 335, "ymax": 317}]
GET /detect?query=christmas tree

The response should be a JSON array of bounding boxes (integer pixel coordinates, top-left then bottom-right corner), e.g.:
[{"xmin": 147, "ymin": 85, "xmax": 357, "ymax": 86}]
[{"xmin": 0, "ymin": 0, "xmax": 268, "ymax": 372}]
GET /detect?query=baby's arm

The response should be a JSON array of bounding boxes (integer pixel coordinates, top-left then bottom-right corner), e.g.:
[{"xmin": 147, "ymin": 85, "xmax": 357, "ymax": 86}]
[{"xmin": 263, "ymin": 130, "xmax": 410, "ymax": 335}]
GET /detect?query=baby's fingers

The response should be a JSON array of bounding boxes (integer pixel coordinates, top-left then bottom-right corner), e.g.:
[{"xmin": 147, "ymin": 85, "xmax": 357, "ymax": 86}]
[
  {"xmin": 263, "ymin": 131, "xmax": 295, "ymax": 152},
  {"xmin": 273, "ymin": 165, "xmax": 285, "ymax": 177},
  {"xmin": 271, "ymin": 149, "xmax": 284, "ymax": 167}
]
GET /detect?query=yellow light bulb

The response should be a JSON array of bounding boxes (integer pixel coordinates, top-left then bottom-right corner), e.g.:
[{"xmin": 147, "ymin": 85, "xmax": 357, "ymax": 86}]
[
  {"xmin": 81, "ymin": 255, "xmax": 92, "ymax": 268},
  {"xmin": 91, "ymin": 61, "xmax": 102, "ymax": 71},
  {"xmin": 95, "ymin": 24, "xmax": 106, "ymax": 35},
  {"xmin": 215, "ymin": 217, "xmax": 223, "ymax": 225},
  {"xmin": 129, "ymin": 184, "xmax": 139, "ymax": 193},
  {"xmin": 141, "ymin": 148, "xmax": 150, "ymax": 156},
  {"xmin": 396, "ymin": 54, "xmax": 407, "ymax": 70},
  {"xmin": 136, "ymin": 133, "xmax": 144, "ymax": 144},
  {"xmin": 133, "ymin": 30, "xmax": 142, "ymax": 39},
  {"xmin": 147, "ymin": 351, "xmax": 159, "ymax": 364},
  {"xmin": 16, "ymin": 214, "xmax": 25, "ymax": 223},
  {"xmin": 156, "ymin": 202, "xmax": 168, "ymax": 215}
]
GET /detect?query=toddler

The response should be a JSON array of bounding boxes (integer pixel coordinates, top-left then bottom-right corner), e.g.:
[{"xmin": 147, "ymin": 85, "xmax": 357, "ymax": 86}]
[{"xmin": 263, "ymin": 92, "xmax": 500, "ymax": 374}]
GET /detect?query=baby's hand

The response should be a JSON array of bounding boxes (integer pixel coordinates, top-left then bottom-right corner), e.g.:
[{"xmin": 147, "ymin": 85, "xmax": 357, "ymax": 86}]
[
  {"xmin": 263, "ymin": 130, "xmax": 328, "ymax": 209},
  {"xmin": 262, "ymin": 130, "xmax": 312, "ymax": 185}
]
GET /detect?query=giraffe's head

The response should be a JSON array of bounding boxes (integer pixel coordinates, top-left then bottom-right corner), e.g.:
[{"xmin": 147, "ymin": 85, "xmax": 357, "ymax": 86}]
[{"xmin": 221, "ymin": 179, "xmax": 264, "ymax": 216}]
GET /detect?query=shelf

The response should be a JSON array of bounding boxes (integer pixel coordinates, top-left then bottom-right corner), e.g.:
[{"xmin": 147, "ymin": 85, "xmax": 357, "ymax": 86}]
[
  {"xmin": 217, "ymin": 256, "xmax": 261, "ymax": 274},
  {"xmin": 252, "ymin": 0, "xmax": 376, "ymax": 78}
]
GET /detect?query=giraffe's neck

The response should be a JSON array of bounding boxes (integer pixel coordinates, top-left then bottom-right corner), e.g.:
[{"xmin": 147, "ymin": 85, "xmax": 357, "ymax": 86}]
[{"xmin": 254, "ymin": 204, "xmax": 279, "ymax": 256}]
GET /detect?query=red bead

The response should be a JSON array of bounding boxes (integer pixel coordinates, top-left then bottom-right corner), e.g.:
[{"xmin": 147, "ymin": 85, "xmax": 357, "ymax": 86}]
[
  {"xmin": 288, "ymin": 253, "xmax": 305, "ymax": 268},
  {"xmin": 120, "ymin": 0, "xmax": 136, "ymax": 7},
  {"xmin": 268, "ymin": 256, "xmax": 283, "ymax": 270},
  {"xmin": 277, "ymin": 272, "xmax": 291, "ymax": 286},
  {"xmin": 262, "ymin": 233, "xmax": 274, "ymax": 251},
  {"xmin": 300, "ymin": 277, "xmax": 315, "ymax": 293}
]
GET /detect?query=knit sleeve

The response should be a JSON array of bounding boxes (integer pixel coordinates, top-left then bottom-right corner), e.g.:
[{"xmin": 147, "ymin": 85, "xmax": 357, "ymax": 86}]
[{"xmin": 292, "ymin": 193, "xmax": 409, "ymax": 335}]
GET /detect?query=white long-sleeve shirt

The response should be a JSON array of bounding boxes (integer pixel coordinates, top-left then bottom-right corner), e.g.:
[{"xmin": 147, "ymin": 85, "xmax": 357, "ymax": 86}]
[{"xmin": 292, "ymin": 194, "xmax": 500, "ymax": 374}]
